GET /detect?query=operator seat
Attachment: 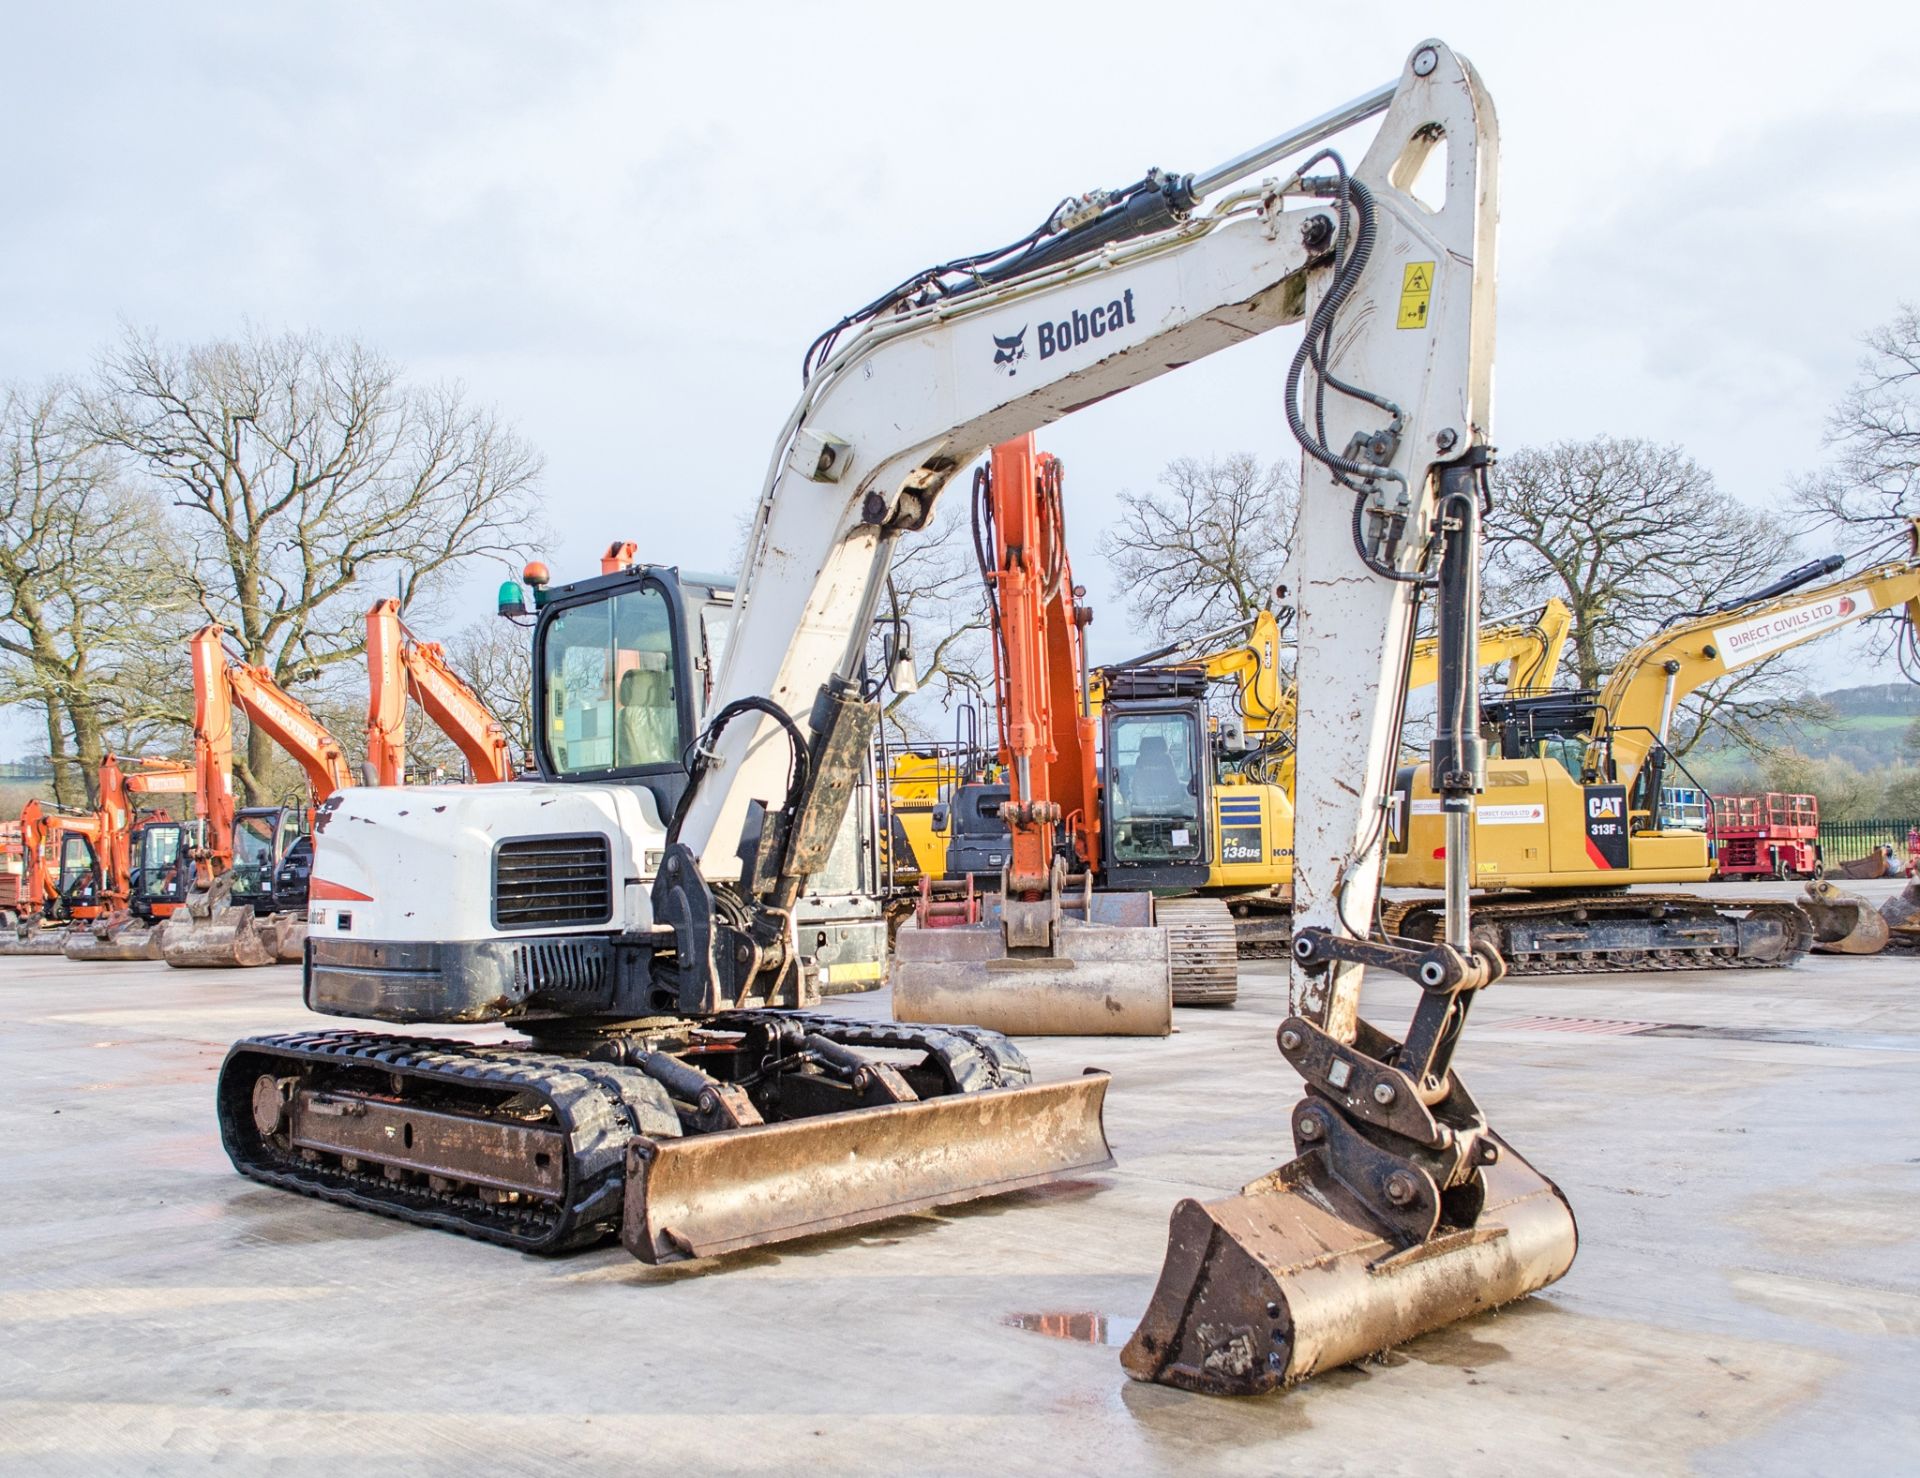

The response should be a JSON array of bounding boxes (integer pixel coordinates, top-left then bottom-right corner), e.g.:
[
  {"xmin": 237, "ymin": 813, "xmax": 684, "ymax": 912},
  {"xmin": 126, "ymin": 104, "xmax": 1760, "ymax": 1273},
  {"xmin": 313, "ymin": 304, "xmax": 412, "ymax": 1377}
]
[{"xmin": 1129, "ymin": 735, "xmax": 1188, "ymax": 813}]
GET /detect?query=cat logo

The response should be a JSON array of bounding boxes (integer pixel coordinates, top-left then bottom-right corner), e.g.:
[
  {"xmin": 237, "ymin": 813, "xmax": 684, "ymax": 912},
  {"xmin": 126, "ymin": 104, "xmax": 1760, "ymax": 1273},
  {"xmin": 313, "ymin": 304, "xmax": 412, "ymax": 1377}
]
[{"xmin": 1587, "ymin": 794, "xmax": 1624, "ymax": 821}]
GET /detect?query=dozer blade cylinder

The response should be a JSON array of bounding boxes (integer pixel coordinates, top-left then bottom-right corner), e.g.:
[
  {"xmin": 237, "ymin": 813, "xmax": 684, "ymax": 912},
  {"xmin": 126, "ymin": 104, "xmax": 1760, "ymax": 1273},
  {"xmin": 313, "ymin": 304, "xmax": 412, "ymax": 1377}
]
[
  {"xmin": 1802, "ymin": 880, "xmax": 1891, "ymax": 955},
  {"xmin": 623, "ymin": 1071, "xmax": 1114, "ymax": 1262},
  {"xmin": 160, "ymin": 906, "xmax": 280, "ymax": 968},
  {"xmin": 892, "ymin": 921, "xmax": 1173, "ymax": 1036},
  {"xmin": 1120, "ymin": 1134, "xmax": 1576, "ymax": 1396}
]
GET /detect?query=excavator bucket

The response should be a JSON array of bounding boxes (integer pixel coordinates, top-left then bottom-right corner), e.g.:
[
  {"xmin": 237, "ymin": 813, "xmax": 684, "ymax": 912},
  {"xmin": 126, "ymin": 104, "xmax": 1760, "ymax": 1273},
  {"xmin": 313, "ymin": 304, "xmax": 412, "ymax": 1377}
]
[
  {"xmin": 63, "ymin": 914, "xmax": 164, "ymax": 962},
  {"xmin": 892, "ymin": 912, "xmax": 1173, "ymax": 1036},
  {"xmin": 1882, "ymin": 879, "xmax": 1920, "ymax": 946},
  {"xmin": 157, "ymin": 872, "xmax": 288, "ymax": 969},
  {"xmin": 1836, "ymin": 848, "xmax": 1894, "ymax": 881},
  {"xmin": 159, "ymin": 903, "xmax": 280, "ymax": 968},
  {"xmin": 1801, "ymin": 879, "xmax": 1890, "ymax": 955},
  {"xmin": 1120, "ymin": 1134, "xmax": 1578, "ymax": 1395},
  {"xmin": 0, "ymin": 925, "xmax": 72, "ymax": 957},
  {"xmin": 624, "ymin": 1071, "xmax": 1113, "ymax": 1261}
]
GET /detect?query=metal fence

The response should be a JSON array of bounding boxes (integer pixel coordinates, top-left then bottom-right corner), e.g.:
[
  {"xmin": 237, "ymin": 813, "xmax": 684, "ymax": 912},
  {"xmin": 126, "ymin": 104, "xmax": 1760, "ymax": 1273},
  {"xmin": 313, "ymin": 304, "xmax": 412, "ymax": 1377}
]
[{"xmin": 1817, "ymin": 818, "xmax": 1920, "ymax": 866}]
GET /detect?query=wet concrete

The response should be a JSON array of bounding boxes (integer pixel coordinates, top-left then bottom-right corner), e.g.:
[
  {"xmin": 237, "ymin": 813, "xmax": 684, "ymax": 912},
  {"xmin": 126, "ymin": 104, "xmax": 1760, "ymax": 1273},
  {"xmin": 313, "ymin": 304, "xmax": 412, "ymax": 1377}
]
[{"xmin": 2, "ymin": 882, "xmax": 1915, "ymax": 1474}]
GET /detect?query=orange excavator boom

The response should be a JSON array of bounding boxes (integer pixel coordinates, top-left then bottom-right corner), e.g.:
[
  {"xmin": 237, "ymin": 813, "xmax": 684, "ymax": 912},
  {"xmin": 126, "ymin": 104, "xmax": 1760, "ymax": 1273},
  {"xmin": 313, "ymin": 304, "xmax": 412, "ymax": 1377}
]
[
  {"xmin": 978, "ymin": 435, "xmax": 1100, "ymax": 892},
  {"xmin": 188, "ymin": 625, "xmax": 356, "ymax": 804},
  {"xmin": 366, "ymin": 598, "xmax": 515, "ymax": 785}
]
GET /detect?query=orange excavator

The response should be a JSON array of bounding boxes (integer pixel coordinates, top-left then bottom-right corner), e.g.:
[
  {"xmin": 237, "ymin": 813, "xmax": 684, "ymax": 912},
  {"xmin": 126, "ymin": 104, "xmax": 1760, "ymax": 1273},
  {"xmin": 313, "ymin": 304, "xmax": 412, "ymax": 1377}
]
[
  {"xmin": 158, "ymin": 626, "xmax": 356, "ymax": 968},
  {"xmin": 365, "ymin": 599, "xmax": 516, "ymax": 786},
  {"xmin": 65, "ymin": 754, "xmax": 200, "ymax": 961},
  {"xmin": 894, "ymin": 435, "xmax": 1190, "ymax": 1034},
  {"xmin": 0, "ymin": 799, "xmax": 102, "ymax": 955}
]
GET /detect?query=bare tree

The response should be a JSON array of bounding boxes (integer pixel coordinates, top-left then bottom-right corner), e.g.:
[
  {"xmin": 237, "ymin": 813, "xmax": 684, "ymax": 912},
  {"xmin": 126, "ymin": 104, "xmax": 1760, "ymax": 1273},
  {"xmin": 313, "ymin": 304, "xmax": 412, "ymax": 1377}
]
[
  {"xmin": 0, "ymin": 381, "xmax": 195, "ymax": 805},
  {"xmin": 444, "ymin": 616, "xmax": 534, "ymax": 766},
  {"xmin": 869, "ymin": 500, "xmax": 993, "ymax": 745},
  {"xmin": 89, "ymin": 325, "xmax": 544, "ymax": 802},
  {"xmin": 1794, "ymin": 304, "xmax": 1920, "ymax": 563},
  {"xmin": 1486, "ymin": 437, "xmax": 1809, "ymax": 757},
  {"xmin": 1098, "ymin": 454, "xmax": 1297, "ymax": 643}
]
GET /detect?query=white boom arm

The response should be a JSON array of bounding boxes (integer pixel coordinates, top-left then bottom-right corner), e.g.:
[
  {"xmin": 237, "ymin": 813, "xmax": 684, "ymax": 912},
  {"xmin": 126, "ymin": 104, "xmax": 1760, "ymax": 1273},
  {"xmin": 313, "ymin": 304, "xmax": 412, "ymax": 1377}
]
[{"xmin": 678, "ymin": 39, "xmax": 1497, "ymax": 1034}]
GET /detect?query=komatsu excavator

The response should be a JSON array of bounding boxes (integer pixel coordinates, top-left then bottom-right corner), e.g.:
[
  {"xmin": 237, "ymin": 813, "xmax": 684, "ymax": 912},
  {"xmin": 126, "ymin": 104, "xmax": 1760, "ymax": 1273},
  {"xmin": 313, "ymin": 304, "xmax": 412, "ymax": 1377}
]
[
  {"xmin": 1387, "ymin": 522, "xmax": 1920, "ymax": 969},
  {"xmin": 218, "ymin": 40, "xmax": 1576, "ymax": 1390},
  {"xmin": 365, "ymin": 599, "xmax": 517, "ymax": 786},
  {"xmin": 160, "ymin": 627, "xmax": 356, "ymax": 968}
]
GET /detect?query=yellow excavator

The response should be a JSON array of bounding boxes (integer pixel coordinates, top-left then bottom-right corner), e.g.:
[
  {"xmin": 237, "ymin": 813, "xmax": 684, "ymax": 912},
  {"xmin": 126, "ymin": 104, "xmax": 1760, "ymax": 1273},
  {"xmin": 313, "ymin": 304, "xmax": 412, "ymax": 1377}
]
[
  {"xmin": 1387, "ymin": 522, "xmax": 1920, "ymax": 968},
  {"xmin": 1094, "ymin": 600, "xmax": 1572, "ymax": 951}
]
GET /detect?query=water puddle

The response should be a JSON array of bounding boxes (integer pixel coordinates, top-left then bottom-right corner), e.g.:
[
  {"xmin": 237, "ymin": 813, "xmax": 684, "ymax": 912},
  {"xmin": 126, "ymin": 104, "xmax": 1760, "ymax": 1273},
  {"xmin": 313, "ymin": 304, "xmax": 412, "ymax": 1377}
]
[{"xmin": 1002, "ymin": 1310, "xmax": 1139, "ymax": 1346}]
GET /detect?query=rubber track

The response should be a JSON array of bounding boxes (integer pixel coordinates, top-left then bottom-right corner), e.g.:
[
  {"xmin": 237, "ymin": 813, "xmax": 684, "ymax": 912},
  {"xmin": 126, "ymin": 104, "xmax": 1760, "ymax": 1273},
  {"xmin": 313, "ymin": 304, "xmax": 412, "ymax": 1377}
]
[
  {"xmin": 218, "ymin": 1030, "xmax": 681, "ymax": 1253},
  {"xmin": 218, "ymin": 1013, "xmax": 1038, "ymax": 1254},
  {"xmin": 1382, "ymin": 894, "xmax": 1815, "ymax": 976}
]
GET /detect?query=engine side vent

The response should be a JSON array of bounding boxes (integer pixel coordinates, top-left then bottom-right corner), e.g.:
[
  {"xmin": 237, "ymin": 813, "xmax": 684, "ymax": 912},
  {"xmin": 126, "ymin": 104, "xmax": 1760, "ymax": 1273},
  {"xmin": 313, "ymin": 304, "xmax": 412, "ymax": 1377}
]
[
  {"xmin": 511, "ymin": 937, "xmax": 612, "ymax": 1002},
  {"xmin": 493, "ymin": 834, "xmax": 614, "ymax": 930}
]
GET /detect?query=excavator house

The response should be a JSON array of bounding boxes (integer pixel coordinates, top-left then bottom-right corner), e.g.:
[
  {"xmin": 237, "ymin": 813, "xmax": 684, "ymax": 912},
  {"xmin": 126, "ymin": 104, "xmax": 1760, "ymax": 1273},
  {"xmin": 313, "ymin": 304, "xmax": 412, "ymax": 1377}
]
[{"xmin": 221, "ymin": 38, "xmax": 1583, "ymax": 1396}]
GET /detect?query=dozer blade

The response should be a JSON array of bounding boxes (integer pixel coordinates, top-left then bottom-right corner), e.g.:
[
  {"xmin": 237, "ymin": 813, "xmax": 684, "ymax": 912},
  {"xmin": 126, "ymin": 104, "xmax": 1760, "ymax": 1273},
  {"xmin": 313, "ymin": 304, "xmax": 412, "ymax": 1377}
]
[
  {"xmin": 892, "ymin": 919, "xmax": 1172, "ymax": 1036},
  {"xmin": 160, "ymin": 905, "xmax": 279, "ymax": 968},
  {"xmin": 1802, "ymin": 879, "xmax": 1891, "ymax": 955},
  {"xmin": 1120, "ymin": 1134, "xmax": 1577, "ymax": 1395},
  {"xmin": 64, "ymin": 919, "xmax": 163, "ymax": 962},
  {"xmin": 623, "ymin": 1071, "xmax": 1113, "ymax": 1262}
]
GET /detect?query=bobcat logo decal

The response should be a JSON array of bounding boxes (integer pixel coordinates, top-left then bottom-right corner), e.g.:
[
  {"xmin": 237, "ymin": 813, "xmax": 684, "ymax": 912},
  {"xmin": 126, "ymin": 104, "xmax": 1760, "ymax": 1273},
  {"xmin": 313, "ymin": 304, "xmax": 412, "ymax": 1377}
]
[{"xmin": 992, "ymin": 326, "xmax": 1028, "ymax": 376}]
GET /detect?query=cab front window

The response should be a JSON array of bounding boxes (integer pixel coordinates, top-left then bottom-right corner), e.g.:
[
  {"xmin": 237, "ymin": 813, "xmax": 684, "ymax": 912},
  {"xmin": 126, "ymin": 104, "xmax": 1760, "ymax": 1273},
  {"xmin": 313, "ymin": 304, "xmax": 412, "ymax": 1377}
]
[{"xmin": 543, "ymin": 586, "xmax": 681, "ymax": 777}]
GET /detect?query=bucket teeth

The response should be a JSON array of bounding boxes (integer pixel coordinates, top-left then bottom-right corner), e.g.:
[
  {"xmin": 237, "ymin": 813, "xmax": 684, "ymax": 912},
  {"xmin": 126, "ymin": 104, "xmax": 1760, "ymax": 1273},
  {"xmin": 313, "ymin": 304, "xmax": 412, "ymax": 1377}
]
[{"xmin": 1121, "ymin": 1135, "xmax": 1577, "ymax": 1395}]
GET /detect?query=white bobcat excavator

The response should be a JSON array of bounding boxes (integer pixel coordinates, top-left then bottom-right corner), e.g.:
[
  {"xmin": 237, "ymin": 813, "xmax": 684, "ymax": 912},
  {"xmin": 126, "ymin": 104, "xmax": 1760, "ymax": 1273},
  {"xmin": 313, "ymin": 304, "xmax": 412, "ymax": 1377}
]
[{"xmin": 218, "ymin": 38, "xmax": 1574, "ymax": 1391}]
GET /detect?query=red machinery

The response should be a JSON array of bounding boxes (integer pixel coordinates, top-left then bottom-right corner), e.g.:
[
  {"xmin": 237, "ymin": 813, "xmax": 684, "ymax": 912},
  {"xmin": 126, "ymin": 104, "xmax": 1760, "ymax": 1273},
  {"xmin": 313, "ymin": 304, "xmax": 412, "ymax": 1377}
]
[{"xmin": 1712, "ymin": 792, "xmax": 1819, "ymax": 880}]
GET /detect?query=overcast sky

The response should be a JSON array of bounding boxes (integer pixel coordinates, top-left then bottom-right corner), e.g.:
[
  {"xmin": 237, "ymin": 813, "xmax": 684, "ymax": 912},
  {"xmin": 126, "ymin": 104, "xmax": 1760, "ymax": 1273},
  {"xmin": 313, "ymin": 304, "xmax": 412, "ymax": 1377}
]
[{"xmin": 4, "ymin": 1, "xmax": 1916, "ymax": 755}]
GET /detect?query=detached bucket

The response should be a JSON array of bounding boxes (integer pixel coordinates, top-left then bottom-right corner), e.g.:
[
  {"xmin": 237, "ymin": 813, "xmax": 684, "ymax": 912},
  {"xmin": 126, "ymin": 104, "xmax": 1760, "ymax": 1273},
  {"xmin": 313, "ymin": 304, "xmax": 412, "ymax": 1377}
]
[
  {"xmin": 624, "ymin": 1071, "xmax": 1114, "ymax": 1262},
  {"xmin": 1120, "ymin": 1135, "xmax": 1577, "ymax": 1395},
  {"xmin": 1882, "ymin": 880, "xmax": 1920, "ymax": 945},
  {"xmin": 893, "ymin": 917, "xmax": 1172, "ymax": 1036},
  {"xmin": 1802, "ymin": 880, "xmax": 1890, "ymax": 955}
]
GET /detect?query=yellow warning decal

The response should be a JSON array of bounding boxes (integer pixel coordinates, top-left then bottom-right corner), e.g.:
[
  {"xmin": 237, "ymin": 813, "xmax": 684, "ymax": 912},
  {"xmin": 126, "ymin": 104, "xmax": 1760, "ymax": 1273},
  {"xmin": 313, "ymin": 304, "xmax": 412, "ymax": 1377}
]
[{"xmin": 1396, "ymin": 261, "xmax": 1434, "ymax": 329}]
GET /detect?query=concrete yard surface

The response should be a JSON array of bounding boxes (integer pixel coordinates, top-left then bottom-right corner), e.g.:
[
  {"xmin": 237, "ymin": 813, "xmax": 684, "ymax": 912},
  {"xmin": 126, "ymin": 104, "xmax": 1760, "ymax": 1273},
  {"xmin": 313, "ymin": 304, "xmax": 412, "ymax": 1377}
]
[{"xmin": 3, "ymin": 897, "xmax": 1916, "ymax": 1475}]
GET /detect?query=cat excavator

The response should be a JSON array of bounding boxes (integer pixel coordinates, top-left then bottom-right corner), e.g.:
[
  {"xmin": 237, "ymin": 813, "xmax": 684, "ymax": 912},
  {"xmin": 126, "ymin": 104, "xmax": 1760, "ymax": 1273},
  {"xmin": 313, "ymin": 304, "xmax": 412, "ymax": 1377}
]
[
  {"xmin": 217, "ymin": 39, "xmax": 1577, "ymax": 1395},
  {"xmin": 365, "ymin": 599, "xmax": 517, "ymax": 786},
  {"xmin": 159, "ymin": 627, "xmax": 356, "ymax": 968},
  {"xmin": 1387, "ymin": 522, "xmax": 1920, "ymax": 968}
]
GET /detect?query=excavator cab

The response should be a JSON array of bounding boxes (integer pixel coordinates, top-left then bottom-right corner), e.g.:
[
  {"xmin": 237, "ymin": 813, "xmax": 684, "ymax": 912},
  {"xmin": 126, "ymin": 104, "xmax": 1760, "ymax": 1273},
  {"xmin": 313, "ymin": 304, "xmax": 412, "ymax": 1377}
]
[
  {"xmin": 128, "ymin": 820, "xmax": 194, "ymax": 922},
  {"xmin": 53, "ymin": 834, "xmax": 99, "ymax": 921},
  {"xmin": 1100, "ymin": 670, "xmax": 1212, "ymax": 889},
  {"xmin": 229, "ymin": 807, "xmax": 310, "ymax": 914}
]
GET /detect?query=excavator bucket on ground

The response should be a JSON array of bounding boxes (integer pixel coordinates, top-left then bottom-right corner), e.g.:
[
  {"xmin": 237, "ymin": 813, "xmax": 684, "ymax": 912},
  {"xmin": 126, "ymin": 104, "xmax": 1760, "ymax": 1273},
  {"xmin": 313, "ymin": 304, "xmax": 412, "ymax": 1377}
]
[
  {"xmin": 1882, "ymin": 879, "xmax": 1920, "ymax": 948},
  {"xmin": 1120, "ymin": 1132, "xmax": 1577, "ymax": 1393},
  {"xmin": 892, "ymin": 883, "xmax": 1173, "ymax": 1037},
  {"xmin": 1802, "ymin": 878, "xmax": 1891, "ymax": 955},
  {"xmin": 63, "ymin": 913, "xmax": 164, "ymax": 962},
  {"xmin": 1837, "ymin": 848, "xmax": 1896, "ymax": 881},
  {"xmin": 0, "ymin": 925, "xmax": 72, "ymax": 957},
  {"xmin": 624, "ymin": 1071, "xmax": 1113, "ymax": 1261},
  {"xmin": 159, "ymin": 876, "xmax": 281, "ymax": 968}
]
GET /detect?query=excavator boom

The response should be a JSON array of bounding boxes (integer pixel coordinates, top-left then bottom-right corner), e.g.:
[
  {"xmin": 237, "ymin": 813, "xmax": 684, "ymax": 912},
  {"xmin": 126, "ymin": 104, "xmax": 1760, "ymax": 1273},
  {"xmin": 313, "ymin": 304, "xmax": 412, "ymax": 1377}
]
[{"xmin": 367, "ymin": 598, "xmax": 516, "ymax": 785}]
